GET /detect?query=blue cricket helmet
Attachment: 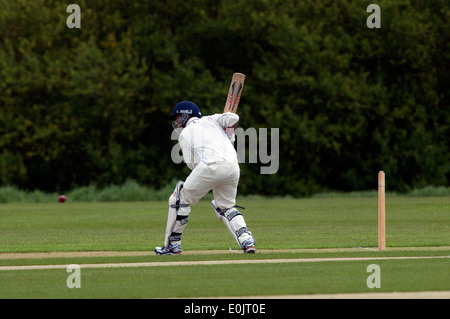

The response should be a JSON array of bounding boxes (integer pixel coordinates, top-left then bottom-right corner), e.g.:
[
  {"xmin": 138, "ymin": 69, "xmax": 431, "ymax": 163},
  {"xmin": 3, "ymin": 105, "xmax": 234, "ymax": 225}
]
[{"xmin": 169, "ymin": 101, "xmax": 202, "ymax": 121}]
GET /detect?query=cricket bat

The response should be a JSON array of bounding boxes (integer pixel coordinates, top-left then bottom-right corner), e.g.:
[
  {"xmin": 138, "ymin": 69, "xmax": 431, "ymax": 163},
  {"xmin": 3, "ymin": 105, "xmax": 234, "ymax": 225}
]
[{"xmin": 224, "ymin": 73, "xmax": 245, "ymax": 114}]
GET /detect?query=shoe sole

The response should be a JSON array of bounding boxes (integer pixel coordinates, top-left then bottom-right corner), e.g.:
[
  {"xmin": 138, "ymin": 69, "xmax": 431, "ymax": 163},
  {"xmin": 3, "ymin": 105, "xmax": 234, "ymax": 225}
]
[
  {"xmin": 154, "ymin": 248, "xmax": 182, "ymax": 256},
  {"xmin": 244, "ymin": 246, "xmax": 256, "ymax": 254}
]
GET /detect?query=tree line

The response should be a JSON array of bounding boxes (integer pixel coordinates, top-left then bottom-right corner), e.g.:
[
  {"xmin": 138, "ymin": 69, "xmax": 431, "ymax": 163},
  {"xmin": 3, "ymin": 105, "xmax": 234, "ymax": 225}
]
[{"xmin": 0, "ymin": 0, "xmax": 448, "ymax": 196}]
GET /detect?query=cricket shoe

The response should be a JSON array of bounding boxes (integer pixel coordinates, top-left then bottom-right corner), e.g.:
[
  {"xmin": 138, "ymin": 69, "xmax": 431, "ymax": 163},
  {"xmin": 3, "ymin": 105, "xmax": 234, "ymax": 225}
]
[
  {"xmin": 154, "ymin": 243, "xmax": 182, "ymax": 255},
  {"xmin": 242, "ymin": 238, "xmax": 256, "ymax": 254}
]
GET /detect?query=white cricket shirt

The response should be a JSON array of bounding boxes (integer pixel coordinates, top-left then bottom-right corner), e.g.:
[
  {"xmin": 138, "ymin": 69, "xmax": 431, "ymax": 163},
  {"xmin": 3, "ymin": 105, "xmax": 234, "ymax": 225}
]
[{"xmin": 178, "ymin": 113, "xmax": 239, "ymax": 170}]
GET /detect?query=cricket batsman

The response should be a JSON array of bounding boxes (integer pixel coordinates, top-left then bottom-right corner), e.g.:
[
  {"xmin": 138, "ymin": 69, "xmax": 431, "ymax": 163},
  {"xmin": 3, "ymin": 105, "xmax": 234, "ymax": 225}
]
[{"xmin": 154, "ymin": 101, "xmax": 256, "ymax": 255}]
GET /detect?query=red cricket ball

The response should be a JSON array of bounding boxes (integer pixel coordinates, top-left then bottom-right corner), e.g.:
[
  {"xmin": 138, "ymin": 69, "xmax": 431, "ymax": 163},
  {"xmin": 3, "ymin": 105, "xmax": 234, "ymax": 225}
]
[{"xmin": 58, "ymin": 195, "xmax": 67, "ymax": 203}]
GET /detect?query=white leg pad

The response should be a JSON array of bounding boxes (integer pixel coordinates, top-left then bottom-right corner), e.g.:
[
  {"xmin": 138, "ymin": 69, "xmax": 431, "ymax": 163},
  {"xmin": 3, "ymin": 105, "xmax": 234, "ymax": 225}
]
[
  {"xmin": 211, "ymin": 200, "xmax": 253, "ymax": 248},
  {"xmin": 164, "ymin": 181, "xmax": 190, "ymax": 247}
]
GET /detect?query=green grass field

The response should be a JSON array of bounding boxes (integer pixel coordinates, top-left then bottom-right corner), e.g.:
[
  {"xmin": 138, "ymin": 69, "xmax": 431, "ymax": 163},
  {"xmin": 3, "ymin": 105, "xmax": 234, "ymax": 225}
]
[{"xmin": 0, "ymin": 196, "xmax": 449, "ymax": 299}]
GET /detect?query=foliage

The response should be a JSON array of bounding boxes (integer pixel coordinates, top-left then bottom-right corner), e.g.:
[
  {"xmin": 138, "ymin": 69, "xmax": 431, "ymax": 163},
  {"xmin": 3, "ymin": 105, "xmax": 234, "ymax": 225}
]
[
  {"xmin": 0, "ymin": 182, "xmax": 447, "ymax": 203},
  {"xmin": 0, "ymin": 0, "xmax": 448, "ymax": 196}
]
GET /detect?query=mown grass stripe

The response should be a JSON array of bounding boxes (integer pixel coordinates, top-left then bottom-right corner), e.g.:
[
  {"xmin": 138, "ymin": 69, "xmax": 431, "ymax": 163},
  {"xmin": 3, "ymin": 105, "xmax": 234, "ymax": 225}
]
[{"xmin": 1, "ymin": 255, "xmax": 448, "ymax": 271}]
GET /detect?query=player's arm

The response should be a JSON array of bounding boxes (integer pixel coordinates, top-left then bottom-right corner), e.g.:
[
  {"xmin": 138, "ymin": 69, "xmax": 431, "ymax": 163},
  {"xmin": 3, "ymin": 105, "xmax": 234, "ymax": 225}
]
[
  {"xmin": 178, "ymin": 136, "xmax": 197, "ymax": 170},
  {"xmin": 215, "ymin": 112, "xmax": 239, "ymax": 128},
  {"xmin": 212, "ymin": 113, "xmax": 239, "ymax": 142}
]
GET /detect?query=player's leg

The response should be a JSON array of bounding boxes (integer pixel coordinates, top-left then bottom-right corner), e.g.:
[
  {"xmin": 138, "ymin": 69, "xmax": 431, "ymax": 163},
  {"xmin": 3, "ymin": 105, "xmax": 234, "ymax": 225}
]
[
  {"xmin": 211, "ymin": 163, "xmax": 256, "ymax": 253},
  {"xmin": 155, "ymin": 163, "xmax": 213, "ymax": 255},
  {"xmin": 154, "ymin": 180, "xmax": 189, "ymax": 255}
]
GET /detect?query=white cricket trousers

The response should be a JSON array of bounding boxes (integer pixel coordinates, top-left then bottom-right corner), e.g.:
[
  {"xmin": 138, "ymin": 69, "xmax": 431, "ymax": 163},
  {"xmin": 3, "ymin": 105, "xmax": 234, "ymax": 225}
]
[
  {"xmin": 166, "ymin": 160, "xmax": 253, "ymax": 249},
  {"xmin": 181, "ymin": 161, "xmax": 239, "ymax": 209}
]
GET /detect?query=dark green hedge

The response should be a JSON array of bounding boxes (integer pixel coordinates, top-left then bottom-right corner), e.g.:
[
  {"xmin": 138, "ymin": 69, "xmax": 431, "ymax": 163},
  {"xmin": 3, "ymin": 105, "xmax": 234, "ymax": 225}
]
[{"xmin": 0, "ymin": 0, "xmax": 448, "ymax": 196}]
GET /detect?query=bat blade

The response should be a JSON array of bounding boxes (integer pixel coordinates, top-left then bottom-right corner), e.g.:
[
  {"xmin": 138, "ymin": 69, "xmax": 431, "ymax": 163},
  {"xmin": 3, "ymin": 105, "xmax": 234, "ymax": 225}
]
[{"xmin": 224, "ymin": 73, "xmax": 245, "ymax": 114}]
